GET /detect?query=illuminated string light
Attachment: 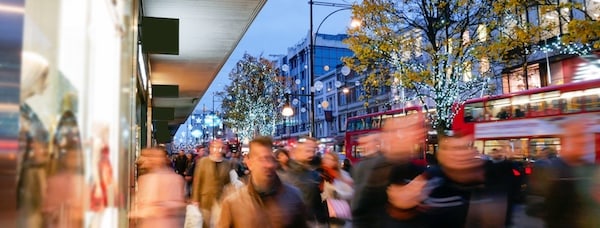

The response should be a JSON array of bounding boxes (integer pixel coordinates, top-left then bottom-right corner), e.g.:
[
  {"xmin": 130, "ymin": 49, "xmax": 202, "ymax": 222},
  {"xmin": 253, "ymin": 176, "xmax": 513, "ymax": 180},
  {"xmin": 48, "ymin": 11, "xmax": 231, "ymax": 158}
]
[{"xmin": 219, "ymin": 54, "xmax": 286, "ymax": 142}]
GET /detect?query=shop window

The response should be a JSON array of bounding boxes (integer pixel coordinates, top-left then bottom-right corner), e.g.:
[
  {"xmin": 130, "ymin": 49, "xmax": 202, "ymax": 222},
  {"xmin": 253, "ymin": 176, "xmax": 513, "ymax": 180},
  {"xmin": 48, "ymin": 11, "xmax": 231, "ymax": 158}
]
[
  {"xmin": 561, "ymin": 91, "xmax": 582, "ymax": 113},
  {"xmin": 503, "ymin": 64, "xmax": 542, "ymax": 93},
  {"xmin": 464, "ymin": 102, "xmax": 484, "ymax": 122}
]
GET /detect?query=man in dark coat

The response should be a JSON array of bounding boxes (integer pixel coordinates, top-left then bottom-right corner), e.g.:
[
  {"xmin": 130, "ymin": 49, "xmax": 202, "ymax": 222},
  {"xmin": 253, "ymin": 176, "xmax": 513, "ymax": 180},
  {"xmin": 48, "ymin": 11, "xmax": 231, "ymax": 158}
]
[{"xmin": 279, "ymin": 137, "xmax": 328, "ymax": 226}]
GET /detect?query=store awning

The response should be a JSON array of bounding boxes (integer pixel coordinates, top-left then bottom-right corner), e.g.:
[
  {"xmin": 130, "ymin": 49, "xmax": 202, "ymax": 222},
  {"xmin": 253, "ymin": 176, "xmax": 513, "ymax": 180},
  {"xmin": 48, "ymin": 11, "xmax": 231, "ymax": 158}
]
[{"xmin": 143, "ymin": 0, "xmax": 267, "ymax": 137}]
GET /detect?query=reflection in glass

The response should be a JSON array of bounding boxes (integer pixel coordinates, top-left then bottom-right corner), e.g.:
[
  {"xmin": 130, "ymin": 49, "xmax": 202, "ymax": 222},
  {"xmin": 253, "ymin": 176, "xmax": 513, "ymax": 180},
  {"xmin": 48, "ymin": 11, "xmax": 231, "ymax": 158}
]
[{"xmin": 17, "ymin": 104, "xmax": 49, "ymax": 228}]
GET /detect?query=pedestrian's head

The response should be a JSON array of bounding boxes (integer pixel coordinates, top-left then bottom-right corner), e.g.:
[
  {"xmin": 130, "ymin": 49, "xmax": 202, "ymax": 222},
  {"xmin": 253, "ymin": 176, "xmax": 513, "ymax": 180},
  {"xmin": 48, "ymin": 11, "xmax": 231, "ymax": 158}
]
[
  {"xmin": 179, "ymin": 150, "xmax": 185, "ymax": 156},
  {"xmin": 274, "ymin": 148, "xmax": 290, "ymax": 167},
  {"xmin": 139, "ymin": 147, "xmax": 169, "ymax": 170},
  {"xmin": 342, "ymin": 158, "xmax": 352, "ymax": 170},
  {"xmin": 357, "ymin": 133, "xmax": 380, "ymax": 157},
  {"xmin": 247, "ymin": 136, "xmax": 278, "ymax": 183},
  {"xmin": 292, "ymin": 137, "xmax": 317, "ymax": 164},
  {"xmin": 322, "ymin": 152, "xmax": 340, "ymax": 170},
  {"xmin": 186, "ymin": 153, "xmax": 193, "ymax": 159},
  {"xmin": 380, "ymin": 113, "xmax": 426, "ymax": 163},
  {"xmin": 209, "ymin": 139, "xmax": 225, "ymax": 158},
  {"xmin": 560, "ymin": 117, "xmax": 594, "ymax": 165},
  {"xmin": 489, "ymin": 148, "xmax": 505, "ymax": 161}
]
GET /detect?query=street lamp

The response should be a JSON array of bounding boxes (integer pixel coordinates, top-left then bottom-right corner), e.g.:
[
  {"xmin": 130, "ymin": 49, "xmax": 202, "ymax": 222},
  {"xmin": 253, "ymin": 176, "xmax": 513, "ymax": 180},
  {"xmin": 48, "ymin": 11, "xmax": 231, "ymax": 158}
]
[
  {"xmin": 282, "ymin": 103, "xmax": 294, "ymax": 117},
  {"xmin": 309, "ymin": 0, "xmax": 355, "ymax": 137}
]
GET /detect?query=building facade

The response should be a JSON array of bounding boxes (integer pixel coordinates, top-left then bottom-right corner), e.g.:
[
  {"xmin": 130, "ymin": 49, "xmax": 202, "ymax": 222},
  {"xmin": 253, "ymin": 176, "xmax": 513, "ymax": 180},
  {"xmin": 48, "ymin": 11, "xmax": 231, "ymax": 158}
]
[{"xmin": 274, "ymin": 33, "xmax": 355, "ymax": 141}]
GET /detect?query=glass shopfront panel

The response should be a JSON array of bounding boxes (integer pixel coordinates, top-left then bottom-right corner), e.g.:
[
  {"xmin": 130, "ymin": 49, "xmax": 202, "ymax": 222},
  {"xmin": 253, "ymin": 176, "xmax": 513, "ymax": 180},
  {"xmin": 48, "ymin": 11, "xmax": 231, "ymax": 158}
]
[{"xmin": 18, "ymin": 0, "xmax": 138, "ymax": 227}]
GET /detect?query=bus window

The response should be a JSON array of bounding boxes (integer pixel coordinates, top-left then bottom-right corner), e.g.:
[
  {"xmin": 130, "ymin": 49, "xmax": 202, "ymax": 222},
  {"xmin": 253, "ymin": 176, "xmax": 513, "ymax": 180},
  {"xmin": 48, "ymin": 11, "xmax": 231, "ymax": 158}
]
[
  {"xmin": 512, "ymin": 95, "xmax": 529, "ymax": 118},
  {"xmin": 464, "ymin": 102, "xmax": 484, "ymax": 122},
  {"xmin": 561, "ymin": 92, "xmax": 582, "ymax": 113},
  {"xmin": 529, "ymin": 138, "xmax": 560, "ymax": 160},
  {"xmin": 490, "ymin": 98, "xmax": 511, "ymax": 120},
  {"xmin": 584, "ymin": 94, "xmax": 600, "ymax": 111},
  {"xmin": 546, "ymin": 99, "xmax": 561, "ymax": 115},
  {"xmin": 529, "ymin": 93, "xmax": 546, "ymax": 117},
  {"xmin": 364, "ymin": 117, "xmax": 372, "ymax": 130},
  {"xmin": 372, "ymin": 116, "xmax": 381, "ymax": 129}
]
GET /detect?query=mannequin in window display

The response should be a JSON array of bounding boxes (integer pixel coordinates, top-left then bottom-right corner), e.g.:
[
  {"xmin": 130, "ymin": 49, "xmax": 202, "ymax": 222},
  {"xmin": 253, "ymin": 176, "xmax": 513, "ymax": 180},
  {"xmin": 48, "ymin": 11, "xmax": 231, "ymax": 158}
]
[
  {"xmin": 17, "ymin": 135, "xmax": 49, "ymax": 228},
  {"xmin": 90, "ymin": 125, "xmax": 119, "ymax": 212},
  {"xmin": 17, "ymin": 52, "xmax": 51, "ymax": 228},
  {"xmin": 50, "ymin": 95, "xmax": 81, "ymax": 177},
  {"xmin": 41, "ymin": 93, "xmax": 84, "ymax": 228}
]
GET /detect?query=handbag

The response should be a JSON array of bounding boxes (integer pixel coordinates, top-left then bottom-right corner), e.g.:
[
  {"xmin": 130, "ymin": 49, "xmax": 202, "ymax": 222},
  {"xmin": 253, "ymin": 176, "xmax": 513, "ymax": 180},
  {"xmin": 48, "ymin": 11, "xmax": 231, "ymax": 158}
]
[{"xmin": 326, "ymin": 198, "xmax": 352, "ymax": 220}]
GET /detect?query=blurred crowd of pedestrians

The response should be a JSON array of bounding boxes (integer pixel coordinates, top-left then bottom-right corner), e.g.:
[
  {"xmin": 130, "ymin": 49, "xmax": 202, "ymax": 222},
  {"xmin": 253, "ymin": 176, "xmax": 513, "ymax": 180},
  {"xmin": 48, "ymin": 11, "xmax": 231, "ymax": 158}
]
[{"xmin": 131, "ymin": 114, "xmax": 600, "ymax": 228}]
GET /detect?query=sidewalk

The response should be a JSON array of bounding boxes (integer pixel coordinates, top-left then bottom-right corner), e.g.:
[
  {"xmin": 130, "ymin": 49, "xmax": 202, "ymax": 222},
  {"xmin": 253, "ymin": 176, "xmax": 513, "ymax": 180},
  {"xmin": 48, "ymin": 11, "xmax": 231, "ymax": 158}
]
[{"xmin": 510, "ymin": 204, "xmax": 544, "ymax": 228}]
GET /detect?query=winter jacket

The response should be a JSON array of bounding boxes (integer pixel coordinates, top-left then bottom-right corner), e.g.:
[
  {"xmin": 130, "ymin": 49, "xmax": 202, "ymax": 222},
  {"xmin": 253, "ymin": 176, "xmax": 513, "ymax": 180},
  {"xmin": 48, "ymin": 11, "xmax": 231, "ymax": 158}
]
[
  {"xmin": 218, "ymin": 177, "xmax": 308, "ymax": 228},
  {"xmin": 279, "ymin": 159, "xmax": 328, "ymax": 223}
]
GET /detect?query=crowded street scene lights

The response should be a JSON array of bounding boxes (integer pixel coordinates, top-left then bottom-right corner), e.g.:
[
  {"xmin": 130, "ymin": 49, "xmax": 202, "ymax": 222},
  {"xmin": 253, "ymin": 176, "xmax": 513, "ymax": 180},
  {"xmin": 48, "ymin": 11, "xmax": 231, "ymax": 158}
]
[{"xmin": 309, "ymin": 0, "xmax": 359, "ymax": 137}]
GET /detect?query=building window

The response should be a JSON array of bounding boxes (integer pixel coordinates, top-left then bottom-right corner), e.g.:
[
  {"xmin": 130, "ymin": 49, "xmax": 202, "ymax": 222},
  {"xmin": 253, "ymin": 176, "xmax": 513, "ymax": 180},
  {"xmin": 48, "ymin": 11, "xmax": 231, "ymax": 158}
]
[
  {"xmin": 477, "ymin": 24, "xmax": 487, "ymax": 42},
  {"xmin": 502, "ymin": 64, "xmax": 542, "ymax": 93},
  {"xmin": 480, "ymin": 56, "xmax": 490, "ymax": 74},
  {"xmin": 463, "ymin": 61, "xmax": 473, "ymax": 81}
]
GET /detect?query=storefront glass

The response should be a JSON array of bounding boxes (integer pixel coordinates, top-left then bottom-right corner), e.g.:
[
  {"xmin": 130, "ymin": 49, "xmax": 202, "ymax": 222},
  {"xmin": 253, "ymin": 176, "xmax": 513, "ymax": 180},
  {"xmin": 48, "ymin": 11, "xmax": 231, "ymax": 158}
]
[{"xmin": 17, "ymin": 0, "xmax": 138, "ymax": 227}]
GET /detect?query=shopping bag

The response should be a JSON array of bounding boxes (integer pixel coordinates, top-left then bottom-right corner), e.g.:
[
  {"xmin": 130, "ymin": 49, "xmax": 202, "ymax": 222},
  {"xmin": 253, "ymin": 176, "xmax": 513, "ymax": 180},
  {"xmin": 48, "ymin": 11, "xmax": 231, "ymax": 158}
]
[
  {"xmin": 184, "ymin": 204, "xmax": 203, "ymax": 228},
  {"xmin": 229, "ymin": 169, "xmax": 244, "ymax": 189},
  {"xmin": 326, "ymin": 198, "xmax": 352, "ymax": 220}
]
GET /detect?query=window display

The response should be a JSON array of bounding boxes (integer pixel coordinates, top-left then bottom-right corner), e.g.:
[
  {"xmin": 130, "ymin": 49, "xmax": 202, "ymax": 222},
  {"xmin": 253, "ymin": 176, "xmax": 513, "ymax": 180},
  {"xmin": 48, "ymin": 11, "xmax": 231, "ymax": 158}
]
[{"xmin": 18, "ymin": 0, "xmax": 138, "ymax": 227}]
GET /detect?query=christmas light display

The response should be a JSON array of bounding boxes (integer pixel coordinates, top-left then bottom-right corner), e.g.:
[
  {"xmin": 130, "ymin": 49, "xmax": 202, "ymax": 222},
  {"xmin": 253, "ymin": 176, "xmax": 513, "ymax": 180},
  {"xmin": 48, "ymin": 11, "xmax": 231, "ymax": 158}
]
[
  {"xmin": 219, "ymin": 54, "xmax": 286, "ymax": 142},
  {"xmin": 344, "ymin": 0, "xmax": 498, "ymax": 132}
]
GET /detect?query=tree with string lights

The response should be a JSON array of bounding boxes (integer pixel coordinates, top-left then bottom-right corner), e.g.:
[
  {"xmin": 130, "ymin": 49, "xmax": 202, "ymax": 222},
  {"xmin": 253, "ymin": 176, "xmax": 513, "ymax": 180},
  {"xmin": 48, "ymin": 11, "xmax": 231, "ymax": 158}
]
[
  {"xmin": 219, "ymin": 53, "xmax": 286, "ymax": 142},
  {"xmin": 344, "ymin": 0, "xmax": 599, "ymax": 133},
  {"xmin": 344, "ymin": 0, "xmax": 502, "ymax": 133}
]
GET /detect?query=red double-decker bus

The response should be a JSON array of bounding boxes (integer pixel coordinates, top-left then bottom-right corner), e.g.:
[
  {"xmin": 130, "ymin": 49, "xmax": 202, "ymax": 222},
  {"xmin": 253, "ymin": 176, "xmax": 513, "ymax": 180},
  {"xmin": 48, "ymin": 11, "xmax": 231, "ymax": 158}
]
[
  {"xmin": 452, "ymin": 79, "xmax": 600, "ymax": 163},
  {"xmin": 344, "ymin": 106, "xmax": 437, "ymax": 162}
]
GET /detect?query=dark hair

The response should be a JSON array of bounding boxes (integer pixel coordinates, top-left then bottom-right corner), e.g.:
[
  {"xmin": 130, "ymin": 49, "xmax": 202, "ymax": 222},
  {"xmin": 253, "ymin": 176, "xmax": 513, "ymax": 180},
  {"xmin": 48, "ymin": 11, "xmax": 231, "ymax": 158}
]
[
  {"xmin": 274, "ymin": 148, "xmax": 289, "ymax": 159},
  {"xmin": 249, "ymin": 136, "xmax": 273, "ymax": 157}
]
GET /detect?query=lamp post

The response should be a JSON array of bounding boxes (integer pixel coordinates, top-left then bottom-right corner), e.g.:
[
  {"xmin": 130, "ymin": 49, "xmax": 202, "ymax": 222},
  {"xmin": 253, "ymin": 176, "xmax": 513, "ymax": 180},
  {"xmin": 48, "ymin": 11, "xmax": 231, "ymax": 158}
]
[{"xmin": 309, "ymin": 0, "xmax": 356, "ymax": 137}]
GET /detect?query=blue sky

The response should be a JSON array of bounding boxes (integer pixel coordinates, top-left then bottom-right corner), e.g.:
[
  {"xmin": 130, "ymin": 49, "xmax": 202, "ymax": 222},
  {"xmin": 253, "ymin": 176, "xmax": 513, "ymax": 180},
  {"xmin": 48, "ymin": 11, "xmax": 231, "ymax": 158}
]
[{"xmin": 193, "ymin": 0, "xmax": 356, "ymax": 113}]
